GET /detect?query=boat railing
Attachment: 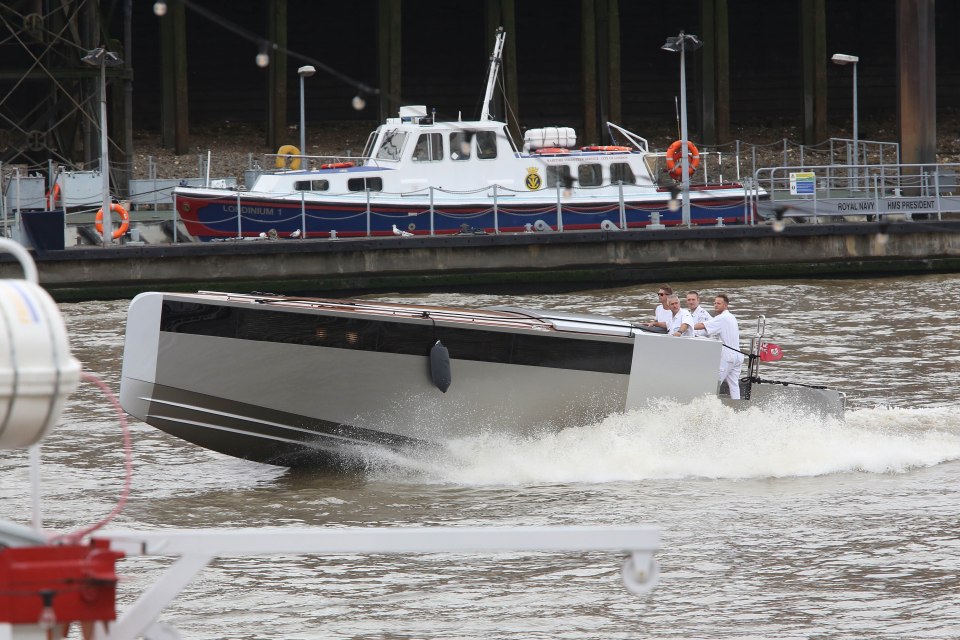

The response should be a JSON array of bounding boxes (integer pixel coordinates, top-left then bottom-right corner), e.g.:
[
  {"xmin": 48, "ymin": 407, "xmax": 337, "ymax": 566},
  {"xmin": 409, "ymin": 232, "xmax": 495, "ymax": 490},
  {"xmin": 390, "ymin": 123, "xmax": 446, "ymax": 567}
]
[
  {"xmin": 749, "ymin": 160, "xmax": 960, "ymax": 222},
  {"xmin": 710, "ymin": 137, "xmax": 900, "ymax": 184},
  {"xmin": 181, "ymin": 177, "xmax": 758, "ymax": 241},
  {"xmin": 606, "ymin": 122, "xmax": 649, "ymax": 152}
]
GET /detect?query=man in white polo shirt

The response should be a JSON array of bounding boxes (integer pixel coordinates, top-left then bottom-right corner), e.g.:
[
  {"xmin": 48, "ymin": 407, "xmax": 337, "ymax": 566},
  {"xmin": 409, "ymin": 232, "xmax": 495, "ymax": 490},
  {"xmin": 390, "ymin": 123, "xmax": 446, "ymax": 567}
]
[
  {"xmin": 686, "ymin": 291, "xmax": 712, "ymax": 337},
  {"xmin": 648, "ymin": 284, "xmax": 674, "ymax": 330},
  {"xmin": 666, "ymin": 294, "xmax": 694, "ymax": 337},
  {"xmin": 693, "ymin": 293, "xmax": 745, "ymax": 399}
]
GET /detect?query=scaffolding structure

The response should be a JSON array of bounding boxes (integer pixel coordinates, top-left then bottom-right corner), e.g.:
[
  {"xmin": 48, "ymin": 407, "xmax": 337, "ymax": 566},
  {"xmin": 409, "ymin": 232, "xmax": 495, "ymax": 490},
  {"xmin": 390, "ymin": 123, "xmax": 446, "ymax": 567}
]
[{"xmin": 0, "ymin": 0, "xmax": 132, "ymax": 196}]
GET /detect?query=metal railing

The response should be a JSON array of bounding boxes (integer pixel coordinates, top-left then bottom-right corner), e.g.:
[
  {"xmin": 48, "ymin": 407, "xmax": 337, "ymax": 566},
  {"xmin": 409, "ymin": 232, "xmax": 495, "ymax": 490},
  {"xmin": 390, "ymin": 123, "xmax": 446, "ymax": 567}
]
[{"xmin": 751, "ymin": 161, "xmax": 959, "ymax": 222}]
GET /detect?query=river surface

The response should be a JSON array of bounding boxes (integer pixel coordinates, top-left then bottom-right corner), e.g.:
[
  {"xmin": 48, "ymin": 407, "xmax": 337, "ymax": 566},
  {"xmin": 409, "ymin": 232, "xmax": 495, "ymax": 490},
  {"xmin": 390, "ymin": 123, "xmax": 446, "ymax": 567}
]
[{"xmin": 2, "ymin": 274, "xmax": 960, "ymax": 639}]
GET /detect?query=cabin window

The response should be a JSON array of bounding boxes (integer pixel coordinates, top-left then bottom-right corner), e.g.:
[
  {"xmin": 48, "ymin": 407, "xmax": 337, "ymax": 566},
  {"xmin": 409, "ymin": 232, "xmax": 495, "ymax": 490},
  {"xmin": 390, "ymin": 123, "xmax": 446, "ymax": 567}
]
[
  {"xmin": 376, "ymin": 130, "xmax": 408, "ymax": 161},
  {"xmin": 348, "ymin": 177, "xmax": 383, "ymax": 192},
  {"xmin": 476, "ymin": 131, "xmax": 497, "ymax": 159},
  {"xmin": 412, "ymin": 133, "xmax": 443, "ymax": 162},
  {"xmin": 450, "ymin": 132, "xmax": 472, "ymax": 161},
  {"xmin": 546, "ymin": 165, "xmax": 573, "ymax": 189},
  {"xmin": 610, "ymin": 162, "xmax": 636, "ymax": 185},
  {"xmin": 294, "ymin": 180, "xmax": 329, "ymax": 192},
  {"xmin": 578, "ymin": 164, "xmax": 603, "ymax": 187}
]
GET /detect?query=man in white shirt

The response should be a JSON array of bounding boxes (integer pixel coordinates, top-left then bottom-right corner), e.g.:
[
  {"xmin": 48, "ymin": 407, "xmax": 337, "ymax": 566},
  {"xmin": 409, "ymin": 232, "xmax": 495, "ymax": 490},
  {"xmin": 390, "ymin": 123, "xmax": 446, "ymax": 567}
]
[
  {"xmin": 686, "ymin": 291, "xmax": 712, "ymax": 337},
  {"xmin": 693, "ymin": 293, "xmax": 745, "ymax": 399},
  {"xmin": 666, "ymin": 294, "xmax": 694, "ymax": 337},
  {"xmin": 648, "ymin": 284, "xmax": 674, "ymax": 329}
]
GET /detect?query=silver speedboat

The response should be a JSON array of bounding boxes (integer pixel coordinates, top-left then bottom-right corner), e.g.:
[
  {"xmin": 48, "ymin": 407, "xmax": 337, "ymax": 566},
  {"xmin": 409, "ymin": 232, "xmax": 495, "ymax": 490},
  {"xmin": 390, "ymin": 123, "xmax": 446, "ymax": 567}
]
[{"xmin": 119, "ymin": 291, "xmax": 843, "ymax": 468}]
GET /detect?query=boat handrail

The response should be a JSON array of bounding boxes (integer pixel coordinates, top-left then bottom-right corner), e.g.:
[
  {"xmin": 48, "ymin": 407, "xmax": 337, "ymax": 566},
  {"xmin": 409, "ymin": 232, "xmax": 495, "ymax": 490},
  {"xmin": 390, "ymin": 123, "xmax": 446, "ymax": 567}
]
[{"xmin": 605, "ymin": 122, "xmax": 649, "ymax": 153}]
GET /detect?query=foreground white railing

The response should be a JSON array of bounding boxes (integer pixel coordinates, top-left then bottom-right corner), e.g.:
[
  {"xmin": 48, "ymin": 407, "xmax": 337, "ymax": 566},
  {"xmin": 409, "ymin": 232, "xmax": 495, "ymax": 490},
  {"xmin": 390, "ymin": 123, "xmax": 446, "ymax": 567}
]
[{"xmin": 89, "ymin": 524, "xmax": 660, "ymax": 640}]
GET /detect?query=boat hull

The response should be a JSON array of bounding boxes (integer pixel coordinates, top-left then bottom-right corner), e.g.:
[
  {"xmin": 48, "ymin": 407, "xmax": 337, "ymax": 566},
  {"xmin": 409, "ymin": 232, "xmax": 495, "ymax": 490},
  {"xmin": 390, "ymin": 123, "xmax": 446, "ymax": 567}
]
[{"xmin": 173, "ymin": 191, "xmax": 755, "ymax": 240}]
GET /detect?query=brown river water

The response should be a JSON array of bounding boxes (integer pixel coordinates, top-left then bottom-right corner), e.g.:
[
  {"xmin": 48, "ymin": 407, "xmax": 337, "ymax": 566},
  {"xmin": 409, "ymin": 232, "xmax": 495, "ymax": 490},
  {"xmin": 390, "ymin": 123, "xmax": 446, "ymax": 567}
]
[{"xmin": 2, "ymin": 274, "xmax": 960, "ymax": 639}]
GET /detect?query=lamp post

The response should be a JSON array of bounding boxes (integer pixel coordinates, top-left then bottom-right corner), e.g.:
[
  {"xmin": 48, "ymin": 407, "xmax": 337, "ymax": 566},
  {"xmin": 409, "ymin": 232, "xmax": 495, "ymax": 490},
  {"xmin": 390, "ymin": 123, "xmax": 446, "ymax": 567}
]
[
  {"xmin": 82, "ymin": 46, "xmax": 123, "ymax": 246},
  {"xmin": 298, "ymin": 65, "xmax": 316, "ymax": 160},
  {"xmin": 832, "ymin": 53, "xmax": 859, "ymax": 190},
  {"xmin": 662, "ymin": 32, "xmax": 702, "ymax": 227}
]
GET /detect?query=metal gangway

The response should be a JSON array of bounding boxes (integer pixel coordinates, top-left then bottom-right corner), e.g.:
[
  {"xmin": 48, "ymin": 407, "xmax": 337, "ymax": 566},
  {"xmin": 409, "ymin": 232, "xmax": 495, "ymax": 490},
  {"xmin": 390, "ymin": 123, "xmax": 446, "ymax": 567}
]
[{"xmin": 749, "ymin": 160, "xmax": 959, "ymax": 223}]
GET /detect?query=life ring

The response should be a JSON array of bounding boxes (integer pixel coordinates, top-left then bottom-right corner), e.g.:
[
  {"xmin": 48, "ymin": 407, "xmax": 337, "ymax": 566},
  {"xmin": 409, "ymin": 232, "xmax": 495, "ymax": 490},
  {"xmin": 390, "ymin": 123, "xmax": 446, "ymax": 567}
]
[
  {"xmin": 275, "ymin": 145, "xmax": 302, "ymax": 170},
  {"xmin": 95, "ymin": 203, "xmax": 130, "ymax": 239},
  {"xmin": 581, "ymin": 145, "xmax": 632, "ymax": 152},
  {"xmin": 46, "ymin": 182, "xmax": 61, "ymax": 209},
  {"xmin": 664, "ymin": 140, "xmax": 700, "ymax": 180},
  {"xmin": 320, "ymin": 161, "xmax": 355, "ymax": 169},
  {"xmin": 532, "ymin": 147, "xmax": 570, "ymax": 155}
]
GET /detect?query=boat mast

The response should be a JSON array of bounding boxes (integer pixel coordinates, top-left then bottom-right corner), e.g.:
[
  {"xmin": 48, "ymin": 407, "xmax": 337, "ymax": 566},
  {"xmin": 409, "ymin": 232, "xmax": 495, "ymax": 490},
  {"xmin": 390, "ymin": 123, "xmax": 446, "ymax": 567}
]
[{"xmin": 479, "ymin": 27, "xmax": 506, "ymax": 122}]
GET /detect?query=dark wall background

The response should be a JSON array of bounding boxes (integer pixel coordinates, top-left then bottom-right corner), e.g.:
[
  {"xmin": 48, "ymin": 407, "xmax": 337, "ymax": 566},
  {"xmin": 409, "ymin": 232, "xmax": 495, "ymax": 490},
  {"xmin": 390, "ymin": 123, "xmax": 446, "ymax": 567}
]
[{"xmin": 125, "ymin": 0, "xmax": 958, "ymax": 135}]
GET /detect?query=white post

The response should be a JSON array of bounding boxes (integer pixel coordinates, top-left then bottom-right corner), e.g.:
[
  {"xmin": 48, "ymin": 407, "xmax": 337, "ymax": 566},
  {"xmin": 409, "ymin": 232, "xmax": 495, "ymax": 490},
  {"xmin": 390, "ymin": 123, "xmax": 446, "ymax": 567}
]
[
  {"xmin": 618, "ymin": 181, "xmax": 626, "ymax": 230},
  {"xmin": 297, "ymin": 66, "xmax": 315, "ymax": 162},
  {"xmin": 556, "ymin": 180, "xmax": 563, "ymax": 232},
  {"xmin": 172, "ymin": 193, "xmax": 178, "ymax": 244},
  {"xmin": 493, "ymin": 184, "xmax": 499, "ymax": 233},
  {"xmin": 30, "ymin": 445, "xmax": 42, "ymax": 531},
  {"xmin": 300, "ymin": 191, "xmax": 306, "ymax": 238},
  {"xmin": 236, "ymin": 192, "xmax": 242, "ymax": 238},
  {"xmin": 366, "ymin": 188, "xmax": 371, "ymax": 237},
  {"xmin": 429, "ymin": 187, "xmax": 434, "ymax": 236},
  {"xmin": 852, "ymin": 60, "xmax": 858, "ymax": 192},
  {"xmin": 299, "ymin": 74, "xmax": 306, "ymax": 155},
  {"xmin": 98, "ymin": 60, "xmax": 111, "ymax": 246},
  {"xmin": 679, "ymin": 39, "xmax": 691, "ymax": 228}
]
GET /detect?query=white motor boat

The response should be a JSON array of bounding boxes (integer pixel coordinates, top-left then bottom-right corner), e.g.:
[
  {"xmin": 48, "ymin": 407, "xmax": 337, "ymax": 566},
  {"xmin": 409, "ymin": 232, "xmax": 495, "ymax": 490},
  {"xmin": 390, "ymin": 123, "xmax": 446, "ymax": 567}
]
[
  {"xmin": 119, "ymin": 291, "xmax": 844, "ymax": 468},
  {"xmin": 173, "ymin": 29, "xmax": 763, "ymax": 242}
]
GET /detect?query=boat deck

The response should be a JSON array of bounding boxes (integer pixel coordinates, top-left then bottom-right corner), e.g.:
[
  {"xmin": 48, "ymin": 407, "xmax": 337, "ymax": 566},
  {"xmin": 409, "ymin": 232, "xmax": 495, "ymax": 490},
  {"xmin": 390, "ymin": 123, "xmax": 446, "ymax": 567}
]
[
  {"xmin": 189, "ymin": 291, "xmax": 637, "ymax": 337},
  {"xmin": 196, "ymin": 290, "xmax": 557, "ymax": 331}
]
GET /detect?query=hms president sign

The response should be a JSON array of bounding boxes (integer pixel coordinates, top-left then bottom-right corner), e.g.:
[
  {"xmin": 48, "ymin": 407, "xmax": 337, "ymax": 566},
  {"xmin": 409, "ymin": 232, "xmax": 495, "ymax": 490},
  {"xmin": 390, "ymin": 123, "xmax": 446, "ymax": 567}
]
[
  {"xmin": 825, "ymin": 198, "xmax": 937, "ymax": 214},
  {"xmin": 781, "ymin": 197, "xmax": 947, "ymax": 216}
]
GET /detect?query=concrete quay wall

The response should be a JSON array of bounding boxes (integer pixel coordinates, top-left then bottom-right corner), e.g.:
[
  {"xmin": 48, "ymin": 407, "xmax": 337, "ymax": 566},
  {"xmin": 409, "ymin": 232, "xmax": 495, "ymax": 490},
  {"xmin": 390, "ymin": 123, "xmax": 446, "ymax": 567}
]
[{"xmin": 8, "ymin": 221, "xmax": 960, "ymax": 301}]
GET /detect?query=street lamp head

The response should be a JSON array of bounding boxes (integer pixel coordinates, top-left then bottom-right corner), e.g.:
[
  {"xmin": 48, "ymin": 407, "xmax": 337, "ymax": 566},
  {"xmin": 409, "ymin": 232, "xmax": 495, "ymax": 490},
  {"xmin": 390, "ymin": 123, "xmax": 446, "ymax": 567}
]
[
  {"xmin": 831, "ymin": 53, "xmax": 859, "ymax": 65},
  {"xmin": 81, "ymin": 47, "xmax": 123, "ymax": 67},
  {"xmin": 298, "ymin": 65, "xmax": 316, "ymax": 78},
  {"xmin": 661, "ymin": 33, "xmax": 702, "ymax": 53}
]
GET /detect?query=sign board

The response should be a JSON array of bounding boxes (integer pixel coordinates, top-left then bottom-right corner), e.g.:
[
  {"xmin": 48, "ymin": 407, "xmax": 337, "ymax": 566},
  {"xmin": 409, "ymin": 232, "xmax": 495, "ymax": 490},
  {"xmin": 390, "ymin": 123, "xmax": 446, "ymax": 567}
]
[
  {"xmin": 766, "ymin": 196, "xmax": 948, "ymax": 217},
  {"xmin": 789, "ymin": 172, "xmax": 816, "ymax": 195}
]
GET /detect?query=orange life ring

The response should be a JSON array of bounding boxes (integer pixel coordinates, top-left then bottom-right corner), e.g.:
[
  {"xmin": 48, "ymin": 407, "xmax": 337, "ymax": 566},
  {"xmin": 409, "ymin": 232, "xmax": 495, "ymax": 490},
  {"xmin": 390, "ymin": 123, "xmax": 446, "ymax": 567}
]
[
  {"xmin": 664, "ymin": 140, "xmax": 701, "ymax": 180},
  {"xmin": 581, "ymin": 145, "xmax": 632, "ymax": 152},
  {"xmin": 320, "ymin": 161, "xmax": 355, "ymax": 169},
  {"xmin": 95, "ymin": 203, "xmax": 130, "ymax": 239},
  {"xmin": 46, "ymin": 182, "xmax": 61, "ymax": 209},
  {"xmin": 532, "ymin": 147, "xmax": 571, "ymax": 155}
]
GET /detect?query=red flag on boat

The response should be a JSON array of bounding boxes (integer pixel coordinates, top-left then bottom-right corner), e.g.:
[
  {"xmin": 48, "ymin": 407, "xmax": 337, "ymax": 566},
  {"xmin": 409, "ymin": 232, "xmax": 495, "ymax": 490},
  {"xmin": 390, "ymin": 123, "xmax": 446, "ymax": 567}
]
[{"xmin": 759, "ymin": 342, "xmax": 784, "ymax": 362}]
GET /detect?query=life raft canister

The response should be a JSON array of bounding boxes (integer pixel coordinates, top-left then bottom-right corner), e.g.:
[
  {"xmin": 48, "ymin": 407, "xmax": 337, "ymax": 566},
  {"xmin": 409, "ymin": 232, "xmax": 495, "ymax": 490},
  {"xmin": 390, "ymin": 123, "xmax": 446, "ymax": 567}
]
[
  {"xmin": 275, "ymin": 145, "xmax": 302, "ymax": 170},
  {"xmin": 664, "ymin": 140, "xmax": 700, "ymax": 180},
  {"xmin": 95, "ymin": 203, "xmax": 130, "ymax": 239}
]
